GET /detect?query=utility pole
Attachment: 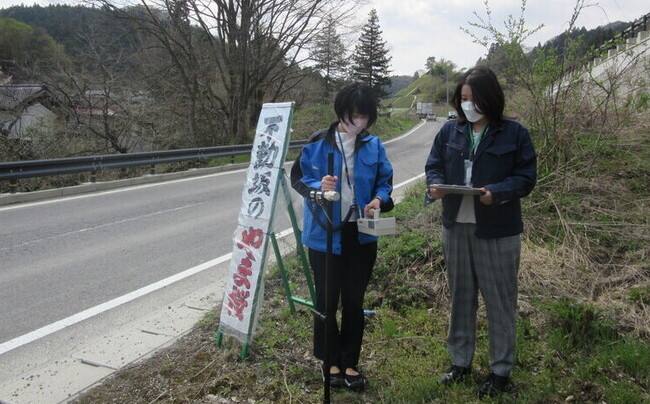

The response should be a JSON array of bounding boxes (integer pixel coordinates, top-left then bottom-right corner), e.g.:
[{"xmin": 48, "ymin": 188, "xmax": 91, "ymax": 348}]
[{"xmin": 445, "ymin": 69, "xmax": 449, "ymax": 105}]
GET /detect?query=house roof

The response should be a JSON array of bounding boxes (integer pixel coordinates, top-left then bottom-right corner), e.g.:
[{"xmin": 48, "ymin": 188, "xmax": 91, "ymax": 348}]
[{"xmin": 0, "ymin": 84, "xmax": 47, "ymax": 110}]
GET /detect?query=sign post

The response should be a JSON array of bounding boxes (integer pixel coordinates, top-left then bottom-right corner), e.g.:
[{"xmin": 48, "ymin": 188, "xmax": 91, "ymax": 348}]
[{"xmin": 216, "ymin": 102, "xmax": 295, "ymax": 356}]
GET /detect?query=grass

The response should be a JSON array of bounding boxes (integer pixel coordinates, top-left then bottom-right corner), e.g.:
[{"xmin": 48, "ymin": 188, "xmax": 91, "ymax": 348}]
[
  {"xmin": 383, "ymin": 73, "xmax": 454, "ymax": 117},
  {"xmin": 519, "ymin": 112, "xmax": 650, "ymax": 338},
  {"xmin": 75, "ymin": 111, "xmax": 649, "ymax": 403},
  {"xmin": 629, "ymin": 286, "xmax": 650, "ymax": 306},
  {"xmin": 542, "ymin": 298, "xmax": 619, "ymax": 351},
  {"xmin": 76, "ymin": 182, "xmax": 650, "ymax": 403},
  {"xmin": 385, "ymin": 74, "xmax": 436, "ymax": 108}
]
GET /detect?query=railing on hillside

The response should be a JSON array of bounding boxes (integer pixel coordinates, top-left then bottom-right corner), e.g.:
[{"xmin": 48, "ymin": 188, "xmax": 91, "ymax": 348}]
[
  {"xmin": 0, "ymin": 140, "xmax": 308, "ymax": 193},
  {"xmin": 595, "ymin": 12, "xmax": 650, "ymax": 60},
  {"xmin": 558, "ymin": 12, "xmax": 650, "ymax": 88},
  {"xmin": 619, "ymin": 13, "xmax": 649, "ymax": 42}
]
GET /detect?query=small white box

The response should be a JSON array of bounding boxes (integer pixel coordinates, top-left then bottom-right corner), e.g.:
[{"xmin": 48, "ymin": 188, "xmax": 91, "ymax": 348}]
[{"xmin": 357, "ymin": 210, "xmax": 397, "ymax": 236}]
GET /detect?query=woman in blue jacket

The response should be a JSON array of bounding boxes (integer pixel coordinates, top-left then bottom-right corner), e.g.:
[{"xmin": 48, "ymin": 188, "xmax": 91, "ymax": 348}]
[
  {"xmin": 425, "ymin": 66, "xmax": 536, "ymax": 398},
  {"xmin": 291, "ymin": 83, "xmax": 393, "ymax": 391}
]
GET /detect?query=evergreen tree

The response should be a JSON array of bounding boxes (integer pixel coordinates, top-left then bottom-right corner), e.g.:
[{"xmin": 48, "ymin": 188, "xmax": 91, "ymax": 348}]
[
  {"xmin": 310, "ymin": 15, "xmax": 347, "ymax": 97},
  {"xmin": 352, "ymin": 9, "xmax": 391, "ymax": 97},
  {"xmin": 426, "ymin": 56, "xmax": 457, "ymax": 78}
]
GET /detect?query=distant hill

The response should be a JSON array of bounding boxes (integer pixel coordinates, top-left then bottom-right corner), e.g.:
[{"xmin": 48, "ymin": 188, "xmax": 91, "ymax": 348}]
[
  {"xmin": 384, "ymin": 73, "xmax": 437, "ymax": 108},
  {"xmin": 0, "ymin": 5, "xmax": 140, "ymax": 58},
  {"xmin": 476, "ymin": 19, "xmax": 634, "ymax": 78},
  {"xmin": 537, "ymin": 20, "xmax": 631, "ymax": 57},
  {"xmin": 384, "ymin": 75, "xmax": 416, "ymax": 97}
]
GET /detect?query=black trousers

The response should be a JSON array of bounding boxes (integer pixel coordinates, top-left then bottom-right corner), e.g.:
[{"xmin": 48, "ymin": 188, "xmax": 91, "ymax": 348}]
[{"xmin": 308, "ymin": 222, "xmax": 377, "ymax": 370}]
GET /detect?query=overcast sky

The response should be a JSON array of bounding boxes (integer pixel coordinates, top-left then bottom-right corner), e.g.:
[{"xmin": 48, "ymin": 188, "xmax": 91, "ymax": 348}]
[
  {"xmin": 1, "ymin": 0, "xmax": 648, "ymax": 75},
  {"xmin": 360, "ymin": 0, "xmax": 648, "ymax": 75}
]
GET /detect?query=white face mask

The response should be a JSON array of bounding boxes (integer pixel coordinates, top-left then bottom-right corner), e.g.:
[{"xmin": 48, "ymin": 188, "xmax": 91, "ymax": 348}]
[
  {"xmin": 341, "ymin": 116, "xmax": 368, "ymax": 137},
  {"xmin": 461, "ymin": 101, "xmax": 484, "ymax": 123}
]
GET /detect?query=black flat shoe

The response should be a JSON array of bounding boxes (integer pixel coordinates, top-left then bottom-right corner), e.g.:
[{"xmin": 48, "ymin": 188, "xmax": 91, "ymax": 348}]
[
  {"xmin": 440, "ymin": 365, "xmax": 471, "ymax": 385},
  {"xmin": 477, "ymin": 373, "xmax": 510, "ymax": 398},
  {"xmin": 321, "ymin": 365, "xmax": 345, "ymax": 388},
  {"xmin": 344, "ymin": 369, "xmax": 368, "ymax": 392}
]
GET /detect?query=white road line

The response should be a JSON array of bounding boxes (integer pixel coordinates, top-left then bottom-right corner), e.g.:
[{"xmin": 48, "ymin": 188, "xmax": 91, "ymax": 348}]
[
  {"xmin": 0, "ymin": 167, "xmax": 249, "ymax": 212},
  {"xmin": 394, "ymin": 173, "xmax": 426, "ymax": 189},
  {"xmin": 0, "ymin": 227, "xmax": 299, "ymax": 356},
  {"xmin": 0, "ymin": 171, "xmax": 426, "ymax": 356},
  {"xmin": 384, "ymin": 120, "xmax": 426, "ymax": 145},
  {"xmin": 0, "ymin": 253, "xmax": 234, "ymax": 356}
]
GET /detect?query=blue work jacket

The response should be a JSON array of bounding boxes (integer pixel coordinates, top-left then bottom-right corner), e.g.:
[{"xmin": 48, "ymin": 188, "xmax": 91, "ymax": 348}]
[{"xmin": 291, "ymin": 123, "xmax": 394, "ymax": 254}]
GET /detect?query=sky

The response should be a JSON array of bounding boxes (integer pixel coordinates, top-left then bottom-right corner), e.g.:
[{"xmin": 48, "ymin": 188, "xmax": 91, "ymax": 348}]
[
  {"xmin": 1, "ymin": 0, "xmax": 648, "ymax": 75},
  {"xmin": 358, "ymin": 0, "xmax": 649, "ymax": 75}
]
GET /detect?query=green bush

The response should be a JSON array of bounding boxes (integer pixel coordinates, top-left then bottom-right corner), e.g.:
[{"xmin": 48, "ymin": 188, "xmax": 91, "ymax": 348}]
[
  {"xmin": 603, "ymin": 339, "xmax": 650, "ymax": 382},
  {"xmin": 603, "ymin": 381, "xmax": 646, "ymax": 404},
  {"xmin": 379, "ymin": 230, "xmax": 430, "ymax": 265},
  {"xmin": 544, "ymin": 298, "xmax": 619, "ymax": 350},
  {"xmin": 628, "ymin": 286, "xmax": 650, "ymax": 306}
]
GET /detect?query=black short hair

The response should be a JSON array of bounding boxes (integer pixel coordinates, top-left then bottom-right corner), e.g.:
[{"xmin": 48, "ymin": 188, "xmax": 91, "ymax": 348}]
[
  {"xmin": 451, "ymin": 66, "xmax": 505, "ymax": 124},
  {"xmin": 334, "ymin": 82, "xmax": 378, "ymax": 127}
]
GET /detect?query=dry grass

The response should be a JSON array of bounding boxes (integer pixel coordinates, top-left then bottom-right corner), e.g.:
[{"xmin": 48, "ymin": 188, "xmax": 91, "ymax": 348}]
[{"xmin": 518, "ymin": 109, "xmax": 650, "ymax": 337}]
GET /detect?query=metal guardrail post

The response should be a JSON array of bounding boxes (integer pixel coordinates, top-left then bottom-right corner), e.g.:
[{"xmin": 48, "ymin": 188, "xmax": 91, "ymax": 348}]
[
  {"xmin": 9, "ymin": 178, "xmax": 18, "ymax": 194},
  {"xmin": 90, "ymin": 169, "xmax": 97, "ymax": 183}
]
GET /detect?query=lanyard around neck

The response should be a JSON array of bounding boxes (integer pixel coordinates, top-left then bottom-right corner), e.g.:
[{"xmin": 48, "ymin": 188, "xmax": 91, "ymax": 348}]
[
  {"xmin": 336, "ymin": 131, "xmax": 354, "ymax": 190},
  {"xmin": 335, "ymin": 130, "xmax": 361, "ymax": 219},
  {"xmin": 467, "ymin": 123, "xmax": 488, "ymax": 161}
]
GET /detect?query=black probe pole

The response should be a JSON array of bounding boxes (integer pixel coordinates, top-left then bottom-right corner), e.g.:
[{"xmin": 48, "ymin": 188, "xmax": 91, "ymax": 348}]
[{"xmin": 323, "ymin": 152, "xmax": 334, "ymax": 404}]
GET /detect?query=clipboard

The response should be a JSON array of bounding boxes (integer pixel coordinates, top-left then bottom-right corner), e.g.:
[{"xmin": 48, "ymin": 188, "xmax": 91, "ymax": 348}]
[{"xmin": 428, "ymin": 184, "xmax": 483, "ymax": 195}]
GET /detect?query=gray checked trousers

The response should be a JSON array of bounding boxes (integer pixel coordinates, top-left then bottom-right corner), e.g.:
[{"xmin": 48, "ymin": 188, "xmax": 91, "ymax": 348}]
[{"xmin": 442, "ymin": 223, "xmax": 521, "ymax": 377}]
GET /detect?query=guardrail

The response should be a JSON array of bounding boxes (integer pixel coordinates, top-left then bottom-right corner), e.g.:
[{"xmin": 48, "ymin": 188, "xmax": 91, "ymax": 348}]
[
  {"xmin": 0, "ymin": 140, "xmax": 308, "ymax": 193},
  {"xmin": 592, "ymin": 12, "xmax": 649, "ymax": 62}
]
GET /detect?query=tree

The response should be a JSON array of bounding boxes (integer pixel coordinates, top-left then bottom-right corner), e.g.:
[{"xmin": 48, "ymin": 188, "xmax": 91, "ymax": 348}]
[
  {"xmin": 49, "ymin": 22, "xmax": 154, "ymax": 155},
  {"xmin": 0, "ymin": 17, "xmax": 66, "ymax": 80},
  {"xmin": 352, "ymin": 9, "xmax": 391, "ymax": 97},
  {"xmin": 425, "ymin": 56, "xmax": 456, "ymax": 78},
  {"xmin": 476, "ymin": 43, "xmax": 510, "ymax": 79},
  {"xmin": 97, "ymin": 0, "xmax": 359, "ymax": 143},
  {"xmin": 310, "ymin": 14, "xmax": 347, "ymax": 97},
  {"xmin": 423, "ymin": 56, "xmax": 461, "ymax": 104}
]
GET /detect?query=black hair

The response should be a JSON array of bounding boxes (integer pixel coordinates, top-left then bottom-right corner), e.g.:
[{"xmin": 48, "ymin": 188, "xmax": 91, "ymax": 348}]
[
  {"xmin": 333, "ymin": 82, "xmax": 378, "ymax": 128},
  {"xmin": 451, "ymin": 66, "xmax": 505, "ymax": 124}
]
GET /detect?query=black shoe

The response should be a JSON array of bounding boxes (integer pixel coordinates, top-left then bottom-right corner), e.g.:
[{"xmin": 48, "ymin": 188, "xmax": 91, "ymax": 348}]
[
  {"xmin": 321, "ymin": 365, "xmax": 345, "ymax": 388},
  {"xmin": 344, "ymin": 369, "xmax": 368, "ymax": 392},
  {"xmin": 477, "ymin": 373, "xmax": 510, "ymax": 398},
  {"xmin": 440, "ymin": 365, "xmax": 471, "ymax": 385}
]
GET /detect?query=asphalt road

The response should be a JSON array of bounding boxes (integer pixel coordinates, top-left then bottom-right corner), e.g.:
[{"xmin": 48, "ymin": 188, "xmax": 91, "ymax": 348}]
[{"xmin": 0, "ymin": 120, "xmax": 441, "ymax": 344}]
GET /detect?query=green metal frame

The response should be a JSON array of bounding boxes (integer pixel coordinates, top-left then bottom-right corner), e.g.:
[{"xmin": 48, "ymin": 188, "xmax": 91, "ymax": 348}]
[{"xmin": 270, "ymin": 173, "xmax": 315, "ymax": 314}]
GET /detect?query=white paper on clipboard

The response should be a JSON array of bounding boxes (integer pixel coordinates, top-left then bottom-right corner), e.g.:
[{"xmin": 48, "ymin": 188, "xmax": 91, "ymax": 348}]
[{"xmin": 429, "ymin": 184, "xmax": 483, "ymax": 195}]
